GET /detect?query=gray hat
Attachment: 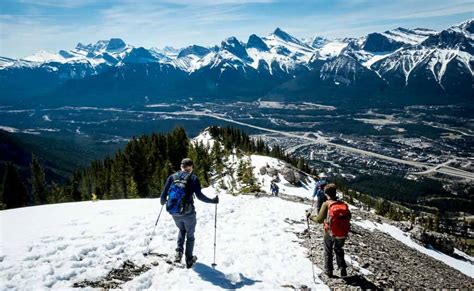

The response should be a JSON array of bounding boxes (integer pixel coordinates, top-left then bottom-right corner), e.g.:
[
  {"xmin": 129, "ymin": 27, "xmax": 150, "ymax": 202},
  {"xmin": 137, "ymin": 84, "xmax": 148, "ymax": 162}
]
[{"xmin": 181, "ymin": 158, "xmax": 194, "ymax": 167}]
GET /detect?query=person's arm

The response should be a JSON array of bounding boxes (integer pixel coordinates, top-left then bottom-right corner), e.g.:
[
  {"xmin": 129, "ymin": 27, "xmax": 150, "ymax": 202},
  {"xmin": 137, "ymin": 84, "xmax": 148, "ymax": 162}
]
[
  {"xmin": 160, "ymin": 175, "xmax": 173, "ymax": 205},
  {"xmin": 193, "ymin": 176, "xmax": 218, "ymax": 204},
  {"xmin": 310, "ymin": 202, "xmax": 327, "ymax": 223}
]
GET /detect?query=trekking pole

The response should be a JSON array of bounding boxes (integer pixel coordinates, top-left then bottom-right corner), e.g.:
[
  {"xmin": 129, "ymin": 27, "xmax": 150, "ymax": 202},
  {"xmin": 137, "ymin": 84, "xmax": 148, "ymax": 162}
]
[
  {"xmin": 212, "ymin": 196, "xmax": 218, "ymax": 268},
  {"xmin": 143, "ymin": 204, "xmax": 164, "ymax": 256},
  {"xmin": 306, "ymin": 216, "xmax": 317, "ymax": 284}
]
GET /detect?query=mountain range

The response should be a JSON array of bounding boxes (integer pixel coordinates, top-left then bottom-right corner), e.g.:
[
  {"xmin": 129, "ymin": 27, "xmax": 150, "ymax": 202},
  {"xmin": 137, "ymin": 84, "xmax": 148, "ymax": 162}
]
[{"xmin": 0, "ymin": 19, "xmax": 472, "ymax": 107}]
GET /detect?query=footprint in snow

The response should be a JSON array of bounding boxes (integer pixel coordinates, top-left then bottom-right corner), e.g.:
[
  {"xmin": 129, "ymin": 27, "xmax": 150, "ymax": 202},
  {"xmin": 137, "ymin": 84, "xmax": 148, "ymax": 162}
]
[
  {"xmin": 72, "ymin": 246, "xmax": 97, "ymax": 258},
  {"xmin": 23, "ymin": 253, "xmax": 41, "ymax": 261}
]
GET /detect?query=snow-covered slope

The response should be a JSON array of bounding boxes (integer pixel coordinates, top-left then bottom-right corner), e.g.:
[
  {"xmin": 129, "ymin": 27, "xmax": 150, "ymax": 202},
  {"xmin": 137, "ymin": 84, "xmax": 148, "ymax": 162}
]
[
  {"xmin": 250, "ymin": 154, "xmax": 317, "ymax": 198},
  {"xmin": 382, "ymin": 27, "xmax": 436, "ymax": 45},
  {"xmin": 0, "ymin": 192, "xmax": 326, "ymax": 289},
  {"xmin": 23, "ymin": 50, "xmax": 66, "ymax": 63}
]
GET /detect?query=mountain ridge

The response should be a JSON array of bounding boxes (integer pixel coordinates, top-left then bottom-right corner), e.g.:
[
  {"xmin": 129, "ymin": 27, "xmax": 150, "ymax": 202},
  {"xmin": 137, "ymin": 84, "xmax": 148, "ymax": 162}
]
[{"xmin": 0, "ymin": 19, "xmax": 472, "ymax": 107}]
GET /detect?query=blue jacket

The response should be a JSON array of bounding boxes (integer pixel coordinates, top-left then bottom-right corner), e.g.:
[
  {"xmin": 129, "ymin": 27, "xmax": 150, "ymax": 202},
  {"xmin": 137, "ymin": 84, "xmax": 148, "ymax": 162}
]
[
  {"xmin": 313, "ymin": 179, "xmax": 327, "ymax": 198},
  {"xmin": 160, "ymin": 171, "xmax": 215, "ymax": 214}
]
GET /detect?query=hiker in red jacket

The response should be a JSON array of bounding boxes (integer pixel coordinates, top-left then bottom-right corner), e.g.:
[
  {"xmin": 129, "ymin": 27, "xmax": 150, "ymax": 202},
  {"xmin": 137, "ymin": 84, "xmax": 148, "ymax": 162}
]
[{"xmin": 307, "ymin": 183, "xmax": 351, "ymax": 278}]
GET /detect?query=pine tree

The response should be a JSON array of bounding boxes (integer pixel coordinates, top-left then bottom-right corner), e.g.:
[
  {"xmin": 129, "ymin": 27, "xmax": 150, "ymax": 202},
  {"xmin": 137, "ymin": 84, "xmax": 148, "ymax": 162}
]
[
  {"xmin": 375, "ymin": 199, "xmax": 390, "ymax": 216},
  {"xmin": 237, "ymin": 157, "xmax": 259, "ymax": 193},
  {"xmin": 211, "ymin": 141, "xmax": 225, "ymax": 178},
  {"xmin": 30, "ymin": 154, "xmax": 47, "ymax": 205},
  {"xmin": 2, "ymin": 162, "xmax": 28, "ymax": 209},
  {"xmin": 71, "ymin": 170, "xmax": 83, "ymax": 201},
  {"xmin": 110, "ymin": 153, "xmax": 128, "ymax": 199},
  {"xmin": 128, "ymin": 176, "xmax": 139, "ymax": 199},
  {"xmin": 48, "ymin": 182, "xmax": 71, "ymax": 203}
]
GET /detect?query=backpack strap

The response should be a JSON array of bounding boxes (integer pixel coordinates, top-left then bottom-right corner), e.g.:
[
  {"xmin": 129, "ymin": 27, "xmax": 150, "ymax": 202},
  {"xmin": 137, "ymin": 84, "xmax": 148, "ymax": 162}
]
[{"xmin": 325, "ymin": 201, "xmax": 334, "ymax": 225}]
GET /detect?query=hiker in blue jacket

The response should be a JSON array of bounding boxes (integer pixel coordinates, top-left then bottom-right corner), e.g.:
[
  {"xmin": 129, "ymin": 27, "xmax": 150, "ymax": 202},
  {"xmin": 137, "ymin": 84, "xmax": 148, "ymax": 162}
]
[
  {"xmin": 160, "ymin": 158, "xmax": 219, "ymax": 268},
  {"xmin": 313, "ymin": 173, "xmax": 328, "ymax": 213},
  {"xmin": 270, "ymin": 181, "xmax": 279, "ymax": 196}
]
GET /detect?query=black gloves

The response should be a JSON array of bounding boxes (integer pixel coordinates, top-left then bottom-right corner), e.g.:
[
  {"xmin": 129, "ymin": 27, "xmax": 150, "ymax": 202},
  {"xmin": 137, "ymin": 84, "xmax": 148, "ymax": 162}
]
[
  {"xmin": 160, "ymin": 198, "xmax": 167, "ymax": 206},
  {"xmin": 212, "ymin": 196, "xmax": 219, "ymax": 204}
]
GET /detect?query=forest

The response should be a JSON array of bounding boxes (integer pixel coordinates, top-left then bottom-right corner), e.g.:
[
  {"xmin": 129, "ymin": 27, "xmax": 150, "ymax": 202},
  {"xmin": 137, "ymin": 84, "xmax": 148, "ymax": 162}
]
[{"xmin": 0, "ymin": 126, "xmax": 313, "ymax": 209}]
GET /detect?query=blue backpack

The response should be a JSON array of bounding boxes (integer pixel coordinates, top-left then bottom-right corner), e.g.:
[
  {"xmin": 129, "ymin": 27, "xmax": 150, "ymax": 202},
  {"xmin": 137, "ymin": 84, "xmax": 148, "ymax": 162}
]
[
  {"xmin": 315, "ymin": 180, "xmax": 328, "ymax": 200},
  {"xmin": 166, "ymin": 172, "xmax": 191, "ymax": 215}
]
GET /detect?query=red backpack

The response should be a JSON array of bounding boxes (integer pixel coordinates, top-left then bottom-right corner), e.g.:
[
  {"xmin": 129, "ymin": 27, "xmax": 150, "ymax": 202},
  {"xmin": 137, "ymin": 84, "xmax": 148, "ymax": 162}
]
[{"xmin": 324, "ymin": 201, "xmax": 351, "ymax": 238}]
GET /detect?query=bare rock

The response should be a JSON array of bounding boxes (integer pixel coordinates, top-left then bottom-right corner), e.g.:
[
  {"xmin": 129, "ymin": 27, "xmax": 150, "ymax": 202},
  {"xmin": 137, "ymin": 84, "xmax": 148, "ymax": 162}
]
[
  {"xmin": 282, "ymin": 167, "xmax": 296, "ymax": 184},
  {"xmin": 267, "ymin": 167, "xmax": 278, "ymax": 176},
  {"xmin": 410, "ymin": 226, "xmax": 455, "ymax": 255}
]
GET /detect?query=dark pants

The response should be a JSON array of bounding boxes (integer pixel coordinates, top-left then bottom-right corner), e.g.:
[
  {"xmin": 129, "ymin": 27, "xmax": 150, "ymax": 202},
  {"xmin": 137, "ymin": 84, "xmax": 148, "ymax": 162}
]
[
  {"xmin": 324, "ymin": 232, "xmax": 347, "ymax": 272},
  {"xmin": 172, "ymin": 212, "xmax": 196, "ymax": 259}
]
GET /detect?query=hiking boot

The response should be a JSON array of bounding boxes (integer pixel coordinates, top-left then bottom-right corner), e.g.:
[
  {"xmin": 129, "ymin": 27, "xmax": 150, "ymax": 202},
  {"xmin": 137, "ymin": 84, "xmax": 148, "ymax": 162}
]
[
  {"xmin": 186, "ymin": 256, "xmax": 197, "ymax": 269},
  {"xmin": 340, "ymin": 268, "xmax": 347, "ymax": 277},
  {"xmin": 174, "ymin": 251, "xmax": 183, "ymax": 263},
  {"xmin": 325, "ymin": 270, "xmax": 334, "ymax": 278}
]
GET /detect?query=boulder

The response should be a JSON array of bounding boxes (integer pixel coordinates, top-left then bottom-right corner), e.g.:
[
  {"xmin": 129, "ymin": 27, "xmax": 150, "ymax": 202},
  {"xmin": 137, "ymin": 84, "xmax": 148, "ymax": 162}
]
[
  {"xmin": 267, "ymin": 167, "xmax": 278, "ymax": 176},
  {"xmin": 282, "ymin": 167, "xmax": 296, "ymax": 184},
  {"xmin": 295, "ymin": 171, "xmax": 305, "ymax": 183},
  {"xmin": 259, "ymin": 166, "xmax": 267, "ymax": 175},
  {"xmin": 396, "ymin": 221, "xmax": 413, "ymax": 232},
  {"xmin": 409, "ymin": 226, "xmax": 455, "ymax": 255}
]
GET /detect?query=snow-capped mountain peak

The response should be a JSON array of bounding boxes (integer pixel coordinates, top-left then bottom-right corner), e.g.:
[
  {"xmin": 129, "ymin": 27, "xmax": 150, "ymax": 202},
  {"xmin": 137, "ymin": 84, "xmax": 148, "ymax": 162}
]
[
  {"xmin": 220, "ymin": 36, "xmax": 251, "ymax": 60},
  {"xmin": 246, "ymin": 34, "xmax": 270, "ymax": 51},
  {"xmin": 177, "ymin": 45, "xmax": 211, "ymax": 58},
  {"xmin": 311, "ymin": 36, "xmax": 329, "ymax": 48},
  {"xmin": 272, "ymin": 27, "xmax": 303, "ymax": 45},
  {"xmin": 23, "ymin": 50, "xmax": 65, "ymax": 63},
  {"xmin": 105, "ymin": 38, "xmax": 127, "ymax": 52},
  {"xmin": 453, "ymin": 18, "xmax": 474, "ymax": 34}
]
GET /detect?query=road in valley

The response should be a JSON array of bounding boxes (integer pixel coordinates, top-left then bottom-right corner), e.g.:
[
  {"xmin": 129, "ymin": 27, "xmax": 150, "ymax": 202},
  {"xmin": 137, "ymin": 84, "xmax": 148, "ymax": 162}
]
[{"xmin": 180, "ymin": 110, "xmax": 474, "ymax": 180}]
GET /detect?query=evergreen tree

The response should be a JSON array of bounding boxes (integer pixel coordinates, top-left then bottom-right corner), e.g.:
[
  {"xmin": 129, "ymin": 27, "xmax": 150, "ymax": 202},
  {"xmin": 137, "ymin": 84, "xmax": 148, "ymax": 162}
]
[
  {"xmin": 237, "ymin": 157, "xmax": 259, "ymax": 193},
  {"xmin": 48, "ymin": 182, "xmax": 71, "ymax": 204},
  {"xmin": 375, "ymin": 199, "xmax": 390, "ymax": 216},
  {"xmin": 30, "ymin": 154, "xmax": 47, "ymax": 205},
  {"xmin": 110, "ymin": 152, "xmax": 128, "ymax": 199},
  {"xmin": 211, "ymin": 141, "xmax": 225, "ymax": 177},
  {"xmin": 167, "ymin": 126, "xmax": 189, "ymax": 170},
  {"xmin": 71, "ymin": 170, "xmax": 83, "ymax": 201},
  {"xmin": 128, "ymin": 176, "xmax": 139, "ymax": 199},
  {"xmin": 1, "ymin": 162, "xmax": 28, "ymax": 209},
  {"xmin": 161, "ymin": 160, "xmax": 173, "ymax": 187}
]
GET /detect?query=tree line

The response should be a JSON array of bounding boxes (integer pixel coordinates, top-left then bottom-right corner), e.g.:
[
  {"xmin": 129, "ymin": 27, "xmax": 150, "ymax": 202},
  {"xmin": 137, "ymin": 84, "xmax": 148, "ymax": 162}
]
[{"xmin": 1, "ymin": 126, "xmax": 314, "ymax": 209}]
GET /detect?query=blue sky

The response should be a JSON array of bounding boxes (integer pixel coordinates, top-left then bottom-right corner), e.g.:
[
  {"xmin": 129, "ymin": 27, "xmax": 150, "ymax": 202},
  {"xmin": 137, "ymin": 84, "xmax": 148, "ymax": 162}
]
[{"xmin": 0, "ymin": 0, "xmax": 472, "ymax": 58}]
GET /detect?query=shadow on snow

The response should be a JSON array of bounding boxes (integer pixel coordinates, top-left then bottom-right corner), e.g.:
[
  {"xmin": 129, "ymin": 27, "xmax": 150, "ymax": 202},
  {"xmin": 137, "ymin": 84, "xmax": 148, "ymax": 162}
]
[{"xmin": 193, "ymin": 263, "xmax": 261, "ymax": 289}]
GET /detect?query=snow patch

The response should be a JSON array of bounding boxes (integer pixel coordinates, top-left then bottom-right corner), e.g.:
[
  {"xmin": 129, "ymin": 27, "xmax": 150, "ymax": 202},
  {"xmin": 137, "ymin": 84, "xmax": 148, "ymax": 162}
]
[{"xmin": 0, "ymin": 125, "xmax": 19, "ymax": 133}]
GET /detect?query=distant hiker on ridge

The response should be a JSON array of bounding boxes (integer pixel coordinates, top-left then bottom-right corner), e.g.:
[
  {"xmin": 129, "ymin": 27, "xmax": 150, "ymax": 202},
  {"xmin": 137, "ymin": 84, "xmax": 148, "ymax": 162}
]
[
  {"xmin": 307, "ymin": 183, "xmax": 351, "ymax": 278},
  {"xmin": 161, "ymin": 158, "xmax": 219, "ymax": 268},
  {"xmin": 313, "ymin": 173, "xmax": 328, "ymax": 213},
  {"xmin": 270, "ymin": 181, "xmax": 279, "ymax": 196}
]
